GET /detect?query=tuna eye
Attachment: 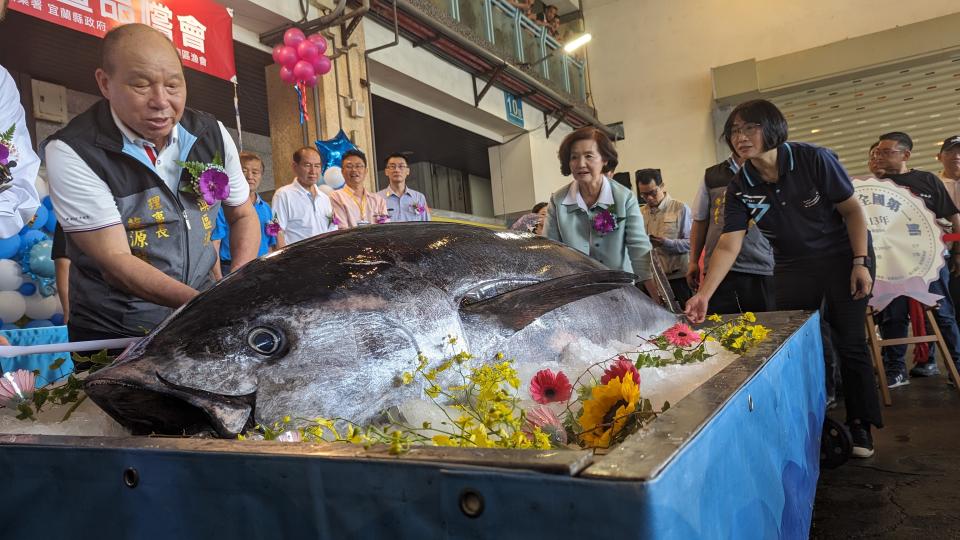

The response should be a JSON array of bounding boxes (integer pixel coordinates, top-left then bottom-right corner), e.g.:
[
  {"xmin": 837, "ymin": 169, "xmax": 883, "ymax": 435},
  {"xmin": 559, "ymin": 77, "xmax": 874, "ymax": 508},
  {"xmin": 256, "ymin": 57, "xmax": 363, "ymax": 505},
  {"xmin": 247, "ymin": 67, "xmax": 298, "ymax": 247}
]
[{"xmin": 248, "ymin": 327, "xmax": 283, "ymax": 356}]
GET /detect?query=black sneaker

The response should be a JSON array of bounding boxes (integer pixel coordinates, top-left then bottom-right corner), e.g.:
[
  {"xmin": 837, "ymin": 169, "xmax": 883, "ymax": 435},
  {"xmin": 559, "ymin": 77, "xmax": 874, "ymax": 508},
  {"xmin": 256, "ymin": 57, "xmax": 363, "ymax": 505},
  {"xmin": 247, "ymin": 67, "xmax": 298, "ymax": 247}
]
[
  {"xmin": 849, "ymin": 421, "xmax": 874, "ymax": 458},
  {"xmin": 909, "ymin": 362, "xmax": 941, "ymax": 378},
  {"xmin": 886, "ymin": 372, "xmax": 910, "ymax": 389}
]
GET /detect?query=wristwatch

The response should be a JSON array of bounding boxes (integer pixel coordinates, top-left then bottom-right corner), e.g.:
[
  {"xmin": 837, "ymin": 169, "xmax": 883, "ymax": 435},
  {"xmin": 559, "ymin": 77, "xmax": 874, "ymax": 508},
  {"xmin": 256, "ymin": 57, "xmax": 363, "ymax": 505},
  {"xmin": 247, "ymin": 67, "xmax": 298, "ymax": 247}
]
[{"xmin": 852, "ymin": 256, "xmax": 872, "ymax": 267}]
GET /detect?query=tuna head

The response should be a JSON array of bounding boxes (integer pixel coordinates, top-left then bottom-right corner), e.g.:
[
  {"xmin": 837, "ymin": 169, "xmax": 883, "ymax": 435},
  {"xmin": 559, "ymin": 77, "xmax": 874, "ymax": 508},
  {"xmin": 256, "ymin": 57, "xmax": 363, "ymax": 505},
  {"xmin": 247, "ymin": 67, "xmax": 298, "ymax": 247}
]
[{"xmin": 84, "ymin": 224, "xmax": 667, "ymax": 437}]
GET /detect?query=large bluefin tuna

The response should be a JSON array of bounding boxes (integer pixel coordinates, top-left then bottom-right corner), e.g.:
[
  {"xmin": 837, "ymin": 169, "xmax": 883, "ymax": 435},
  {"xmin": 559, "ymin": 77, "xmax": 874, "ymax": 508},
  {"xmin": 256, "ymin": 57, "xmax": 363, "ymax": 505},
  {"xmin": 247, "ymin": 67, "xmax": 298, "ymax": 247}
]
[{"xmin": 85, "ymin": 224, "xmax": 678, "ymax": 437}]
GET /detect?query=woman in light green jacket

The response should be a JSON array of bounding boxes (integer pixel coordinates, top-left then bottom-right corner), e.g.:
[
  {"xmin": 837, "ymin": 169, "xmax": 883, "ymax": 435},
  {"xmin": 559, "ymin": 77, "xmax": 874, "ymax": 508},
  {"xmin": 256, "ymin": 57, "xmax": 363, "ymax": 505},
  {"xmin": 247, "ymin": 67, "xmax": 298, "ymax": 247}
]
[{"xmin": 544, "ymin": 127, "xmax": 658, "ymax": 298}]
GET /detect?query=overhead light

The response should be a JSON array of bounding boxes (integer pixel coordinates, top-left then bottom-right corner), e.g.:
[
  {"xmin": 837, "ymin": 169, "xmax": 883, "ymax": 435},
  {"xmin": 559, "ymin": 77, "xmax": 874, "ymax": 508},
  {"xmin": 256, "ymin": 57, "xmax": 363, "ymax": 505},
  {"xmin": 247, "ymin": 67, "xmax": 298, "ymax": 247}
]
[
  {"xmin": 563, "ymin": 33, "xmax": 592, "ymax": 53},
  {"xmin": 810, "ymin": 129, "xmax": 821, "ymax": 134}
]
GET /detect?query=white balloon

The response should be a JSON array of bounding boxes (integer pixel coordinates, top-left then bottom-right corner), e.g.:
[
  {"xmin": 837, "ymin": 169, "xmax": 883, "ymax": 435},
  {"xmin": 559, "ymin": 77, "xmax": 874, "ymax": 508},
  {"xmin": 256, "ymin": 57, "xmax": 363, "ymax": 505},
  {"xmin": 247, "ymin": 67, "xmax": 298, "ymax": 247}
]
[
  {"xmin": 0, "ymin": 260, "xmax": 23, "ymax": 291},
  {"xmin": 0, "ymin": 291, "xmax": 25, "ymax": 324},
  {"xmin": 34, "ymin": 175, "xmax": 49, "ymax": 199},
  {"xmin": 323, "ymin": 166, "xmax": 345, "ymax": 190},
  {"xmin": 24, "ymin": 291, "xmax": 60, "ymax": 320},
  {"xmin": 317, "ymin": 184, "xmax": 334, "ymax": 196}
]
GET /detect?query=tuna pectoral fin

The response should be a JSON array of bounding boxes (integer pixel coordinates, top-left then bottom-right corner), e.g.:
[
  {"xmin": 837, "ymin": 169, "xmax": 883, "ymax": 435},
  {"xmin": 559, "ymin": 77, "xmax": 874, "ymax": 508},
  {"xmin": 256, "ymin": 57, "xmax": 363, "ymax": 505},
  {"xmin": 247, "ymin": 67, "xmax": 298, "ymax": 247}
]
[{"xmin": 460, "ymin": 270, "xmax": 636, "ymax": 331}]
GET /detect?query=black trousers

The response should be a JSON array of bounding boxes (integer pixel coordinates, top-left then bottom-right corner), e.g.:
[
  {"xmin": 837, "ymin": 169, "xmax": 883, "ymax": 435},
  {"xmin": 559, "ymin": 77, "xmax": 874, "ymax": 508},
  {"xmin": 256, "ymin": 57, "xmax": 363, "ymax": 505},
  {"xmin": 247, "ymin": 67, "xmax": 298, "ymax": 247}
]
[
  {"xmin": 708, "ymin": 271, "xmax": 775, "ymax": 314},
  {"xmin": 668, "ymin": 277, "xmax": 693, "ymax": 308},
  {"xmin": 775, "ymin": 255, "xmax": 883, "ymax": 428}
]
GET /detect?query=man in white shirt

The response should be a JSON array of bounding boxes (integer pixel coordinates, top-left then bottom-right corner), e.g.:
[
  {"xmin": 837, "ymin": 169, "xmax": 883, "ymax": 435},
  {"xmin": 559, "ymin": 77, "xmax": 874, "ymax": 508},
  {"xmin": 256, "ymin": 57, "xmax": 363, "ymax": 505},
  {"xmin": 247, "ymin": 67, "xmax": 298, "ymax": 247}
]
[
  {"xmin": 0, "ymin": 65, "xmax": 40, "ymax": 239},
  {"xmin": 272, "ymin": 146, "xmax": 338, "ymax": 247},
  {"xmin": 43, "ymin": 24, "xmax": 258, "ymax": 341},
  {"xmin": 377, "ymin": 153, "xmax": 430, "ymax": 222}
]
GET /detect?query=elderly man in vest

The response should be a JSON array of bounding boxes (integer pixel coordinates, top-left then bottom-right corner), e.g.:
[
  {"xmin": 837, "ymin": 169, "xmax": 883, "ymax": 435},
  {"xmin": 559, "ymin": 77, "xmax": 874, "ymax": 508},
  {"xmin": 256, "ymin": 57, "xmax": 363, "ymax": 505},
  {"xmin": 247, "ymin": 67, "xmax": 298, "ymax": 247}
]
[
  {"xmin": 637, "ymin": 169, "xmax": 693, "ymax": 306},
  {"xmin": 44, "ymin": 24, "xmax": 259, "ymax": 342}
]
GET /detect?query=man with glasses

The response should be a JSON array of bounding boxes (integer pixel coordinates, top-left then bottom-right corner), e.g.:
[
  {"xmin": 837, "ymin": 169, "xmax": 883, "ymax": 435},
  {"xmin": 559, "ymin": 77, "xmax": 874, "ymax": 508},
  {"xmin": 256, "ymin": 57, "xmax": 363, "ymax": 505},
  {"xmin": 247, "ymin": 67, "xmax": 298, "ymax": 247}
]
[
  {"xmin": 873, "ymin": 132, "xmax": 960, "ymax": 385},
  {"xmin": 272, "ymin": 146, "xmax": 339, "ymax": 247},
  {"xmin": 377, "ymin": 153, "xmax": 430, "ymax": 222},
  {"xmin": 330, "ymin": 149, "xmax": 390, "ymax": 228},
  {"xmin": 637, "ymin": 168, "xmax": 693, "ymax": 305}
]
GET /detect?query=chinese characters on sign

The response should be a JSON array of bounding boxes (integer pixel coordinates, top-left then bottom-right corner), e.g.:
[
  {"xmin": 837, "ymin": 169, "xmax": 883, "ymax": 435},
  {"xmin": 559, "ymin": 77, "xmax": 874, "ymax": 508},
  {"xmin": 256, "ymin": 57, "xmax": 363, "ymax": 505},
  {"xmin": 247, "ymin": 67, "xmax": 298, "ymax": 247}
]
[{"xmin": 9, "ymin": 0, "xmax": 236, "ymax": 82}]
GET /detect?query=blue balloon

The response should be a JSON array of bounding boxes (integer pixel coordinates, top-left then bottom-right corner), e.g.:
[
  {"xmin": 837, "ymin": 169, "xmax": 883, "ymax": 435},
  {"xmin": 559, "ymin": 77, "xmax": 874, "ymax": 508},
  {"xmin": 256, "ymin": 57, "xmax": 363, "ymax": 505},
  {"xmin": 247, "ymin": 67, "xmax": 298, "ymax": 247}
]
[
  {"xmin": 25, "ymin": 319, "xmax": 53, "ymax": 328},
  {"xmin": 42, "ymin": 196, "xmax": 53, "ymax": 210},
  {"xmin": 43, "ymin": 206, "xmax": 57, "ymax": 232},
  {"xmin": 18, "ymin": 282, "xmax": 36, "ymax": 296},
  {"xmin": 50, "ymin": 313, "xmax": 64, "ymax": 326},
  {"xmin": 315, "ymin": 130, "xmax": 359, "ymax": 172},
  {"xmin": 28, "ymin": 205, "xmax": 48, "ymax": 230},
  {"xmin": 19, "ymin": 230, "xmax": 46, "ymax": 253},
  {"xmin": 28, "ymin": 240, "xmax": 54, "ymax": 278},
  {"xmin": 0, "ymin": 323, "xmax": 17, "ymax": 330},
  {"xmin": 0, "ymin": 235, "xmax": 18, "ymax": 259}
]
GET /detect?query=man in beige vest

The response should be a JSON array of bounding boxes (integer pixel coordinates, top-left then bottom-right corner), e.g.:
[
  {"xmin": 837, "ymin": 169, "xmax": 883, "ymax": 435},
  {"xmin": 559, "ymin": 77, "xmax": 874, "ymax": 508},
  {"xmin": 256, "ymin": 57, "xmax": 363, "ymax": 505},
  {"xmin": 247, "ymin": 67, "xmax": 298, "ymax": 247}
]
[{"xmin": 637, "ymin": 169, "xmax": 692, "ymax": 305}]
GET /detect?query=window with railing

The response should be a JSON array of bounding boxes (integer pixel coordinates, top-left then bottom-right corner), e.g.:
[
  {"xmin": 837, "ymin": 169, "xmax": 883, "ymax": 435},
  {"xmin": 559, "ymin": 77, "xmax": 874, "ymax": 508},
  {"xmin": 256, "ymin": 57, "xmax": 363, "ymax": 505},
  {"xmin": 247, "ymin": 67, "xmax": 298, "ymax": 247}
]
[{"xmin": 428, "ymin": 0, "xmax": 588, "ymax": 102}]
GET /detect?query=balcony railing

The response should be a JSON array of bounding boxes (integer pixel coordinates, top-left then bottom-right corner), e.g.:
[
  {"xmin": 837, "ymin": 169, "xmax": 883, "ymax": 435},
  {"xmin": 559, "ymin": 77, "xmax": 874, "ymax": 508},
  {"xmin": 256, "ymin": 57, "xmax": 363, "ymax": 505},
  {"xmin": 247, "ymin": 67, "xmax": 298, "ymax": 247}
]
[{"xmin": 426, "ymin": 0, "xmax": 588, "ymax": 102}]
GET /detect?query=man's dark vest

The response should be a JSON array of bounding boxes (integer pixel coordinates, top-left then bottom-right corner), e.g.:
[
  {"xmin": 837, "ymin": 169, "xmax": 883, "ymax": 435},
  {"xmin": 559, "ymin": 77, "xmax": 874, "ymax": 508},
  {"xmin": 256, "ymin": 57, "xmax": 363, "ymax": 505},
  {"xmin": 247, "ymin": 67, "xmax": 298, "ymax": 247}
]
[
  {"xmin": 703, "ymin": 160, "xmax": 774, "ymax": 276},
  {"xmin": 46, "ymin": 100, "xmax": 224, "ymax": 337}
]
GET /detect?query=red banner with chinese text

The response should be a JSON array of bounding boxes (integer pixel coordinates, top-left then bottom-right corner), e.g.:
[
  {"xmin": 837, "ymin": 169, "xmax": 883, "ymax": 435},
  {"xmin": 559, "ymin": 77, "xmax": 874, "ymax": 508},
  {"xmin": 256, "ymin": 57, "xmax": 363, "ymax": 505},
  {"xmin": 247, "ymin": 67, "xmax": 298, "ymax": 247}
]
[{"xmin": 9, "ymin": 0, "xmax": 236, "ymax": 82}]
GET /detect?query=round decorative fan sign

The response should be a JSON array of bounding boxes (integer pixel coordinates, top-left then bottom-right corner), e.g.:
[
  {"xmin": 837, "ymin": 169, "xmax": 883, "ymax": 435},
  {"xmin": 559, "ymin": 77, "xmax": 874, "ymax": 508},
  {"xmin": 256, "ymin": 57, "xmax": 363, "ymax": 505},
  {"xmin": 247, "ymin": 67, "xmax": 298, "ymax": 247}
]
[{"xmin": 853, "ymin": 177, "xmax": 945, "ymax": 310}]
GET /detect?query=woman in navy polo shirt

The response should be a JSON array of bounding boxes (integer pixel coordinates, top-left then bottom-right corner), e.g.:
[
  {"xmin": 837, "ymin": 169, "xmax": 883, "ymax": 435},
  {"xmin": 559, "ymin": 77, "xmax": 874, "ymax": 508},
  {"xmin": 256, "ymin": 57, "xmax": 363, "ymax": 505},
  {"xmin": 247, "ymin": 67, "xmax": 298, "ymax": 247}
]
[{"xmin": 685, "ymin": 99, "xmax": 882, "ymax": 458}]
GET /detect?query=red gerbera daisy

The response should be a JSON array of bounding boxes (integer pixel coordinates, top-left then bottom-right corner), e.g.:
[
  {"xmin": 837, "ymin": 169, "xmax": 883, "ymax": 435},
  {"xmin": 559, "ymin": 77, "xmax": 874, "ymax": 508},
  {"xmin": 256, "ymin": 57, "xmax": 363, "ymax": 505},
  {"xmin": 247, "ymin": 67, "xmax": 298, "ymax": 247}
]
[
  {"xmin": 600, "ymin": 357, "xmax": 641, "ymax": 385},
  {"xmin": 662, "ymin": 323, "xmax": 702, "ymax": 347},
  {"xmin": 529, "ymin": 369, "xmax": 573, "ymax": 404}
]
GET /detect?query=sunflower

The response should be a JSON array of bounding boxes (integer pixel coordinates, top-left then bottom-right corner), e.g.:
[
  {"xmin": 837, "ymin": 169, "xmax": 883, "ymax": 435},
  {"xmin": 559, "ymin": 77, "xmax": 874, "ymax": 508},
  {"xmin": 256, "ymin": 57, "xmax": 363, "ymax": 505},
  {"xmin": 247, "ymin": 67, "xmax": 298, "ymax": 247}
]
[{"xmin": 578, "ymin": 375, "xmax": 640, "ymax": 448}]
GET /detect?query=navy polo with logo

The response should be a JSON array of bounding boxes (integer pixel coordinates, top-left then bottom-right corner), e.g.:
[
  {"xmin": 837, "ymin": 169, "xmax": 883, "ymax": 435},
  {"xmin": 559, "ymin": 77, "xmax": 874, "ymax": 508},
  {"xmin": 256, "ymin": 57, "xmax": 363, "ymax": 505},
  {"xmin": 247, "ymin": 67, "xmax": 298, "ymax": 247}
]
[{"xmin": 723, "ymin": 142, "xmax": 854, "ymax": 264}]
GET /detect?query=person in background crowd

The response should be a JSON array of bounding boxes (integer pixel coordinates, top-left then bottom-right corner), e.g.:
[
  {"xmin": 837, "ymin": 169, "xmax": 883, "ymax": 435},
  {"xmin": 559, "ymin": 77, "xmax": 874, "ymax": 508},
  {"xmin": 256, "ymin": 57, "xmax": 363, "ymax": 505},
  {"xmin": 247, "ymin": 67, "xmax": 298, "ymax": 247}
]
[
  {"xmin": 377, "ymin": 153, "xmax": 430, "ymax": 222},
  {"xmin": 510, "ymin": 202, "xmax": 548, "ymax": 235},
  {"xmin": 867, "ymin": 141, "xmax": 884, "ymax": 177},
  {"xmin": 51, "ymin": 224, "xmax": 69, "ymax": 324},
  {"xmin": 872, "ymin": 132, "xmax": 960, "ymax": 384},
  {"xmin": 938, "ymin": 136, "xmax": 960, "ymax": 322},
  {"xmin": 637, "ymin": 169, "xmax": 693, "ymax": 306},
  {"xmin": 44, "ymin": 24, "xmax": 259, "ymax": 342},
  {"xmin": 211, "ymin": 151, "xmax": 276, "ymax": 278},
  {"xmin": 330, "ymin": 149, "xmax": 390, "ymax": 228},
  {"xmin": 687, "ymin": 152, "xmax": 775, "ymax": 314},
  {"xmin": 544, "ymin": 127, "xmax": 658, "ymax": 299},
  {"xmin": 0, "ymin": 64, "xmax": 40, "ymax": 239},
  {"xmin": 536, "ymin": 4, "xmax": 561, "ymax": 38},
  {"xmin": 507, "ymin": 0, "xmax": 535, "ymax": 18},
  {"xmin": 684, "ymin": 99, "xmax": 881, "ymax": 458},
  {"xmin": 272, "ymin": 147, "xmax": 338, "ymax": 248}
]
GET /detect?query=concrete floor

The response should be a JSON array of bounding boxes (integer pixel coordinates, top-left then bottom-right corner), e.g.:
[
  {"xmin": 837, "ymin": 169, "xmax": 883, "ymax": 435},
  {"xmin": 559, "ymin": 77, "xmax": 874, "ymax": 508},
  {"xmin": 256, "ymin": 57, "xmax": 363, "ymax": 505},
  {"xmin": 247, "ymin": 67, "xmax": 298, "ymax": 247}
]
[{"xmin": 811, "ymin": 376, "xmax": 960, "ymax": 539}]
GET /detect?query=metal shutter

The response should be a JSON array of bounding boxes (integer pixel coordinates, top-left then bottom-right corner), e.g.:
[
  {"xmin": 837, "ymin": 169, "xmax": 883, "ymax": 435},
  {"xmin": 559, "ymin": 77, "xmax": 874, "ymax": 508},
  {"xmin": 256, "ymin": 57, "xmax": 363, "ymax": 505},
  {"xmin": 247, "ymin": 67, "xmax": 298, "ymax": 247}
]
[{"xmin": 767, "ymin": 54, "xmax": 960, "ymax": 176}]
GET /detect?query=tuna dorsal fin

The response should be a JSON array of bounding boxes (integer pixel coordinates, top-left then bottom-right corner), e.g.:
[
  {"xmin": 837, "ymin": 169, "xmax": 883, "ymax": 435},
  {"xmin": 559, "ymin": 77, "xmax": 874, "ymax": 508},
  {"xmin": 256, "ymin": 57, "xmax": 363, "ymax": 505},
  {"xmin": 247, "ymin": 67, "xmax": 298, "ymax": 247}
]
[{"xmin": 460, "ymin": 270, "xmax": 636, "ymax": 331}]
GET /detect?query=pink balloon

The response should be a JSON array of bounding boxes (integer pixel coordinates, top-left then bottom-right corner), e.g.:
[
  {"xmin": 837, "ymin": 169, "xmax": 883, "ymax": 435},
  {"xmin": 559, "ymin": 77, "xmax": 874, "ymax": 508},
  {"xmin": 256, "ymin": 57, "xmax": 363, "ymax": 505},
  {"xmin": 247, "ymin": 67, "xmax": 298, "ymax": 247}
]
[
  {"xmin": 303, "ymin": 74, "xmax": 318, "ymax": 88},
  {"xmin": 312, "ymin": 55, "xmax": 332, "ymax": 76},
  {"xmin": 275, "ymin": 45, "xmax": 298, "ymax": 68},
  {"xmin": 271, "ymin": 44, "xmax": 285, "ymax": 64},
  {"xmin": 279, "ymin": 65, "xmax": 297, "ymax": 84},
  {"xmin": 292, "ymin": 60, "xmax": 315, "ymax": 82},
  {"xmin": 283, "ymin": 27, "xmax": 306, "ymax": 48},
  {"xmin": 297, "ymin": 40, "xmax": 319, "ymax": 61},
  {"xmin": 308, "ymin": 33, "xmax": 328, "ymax": 55}
]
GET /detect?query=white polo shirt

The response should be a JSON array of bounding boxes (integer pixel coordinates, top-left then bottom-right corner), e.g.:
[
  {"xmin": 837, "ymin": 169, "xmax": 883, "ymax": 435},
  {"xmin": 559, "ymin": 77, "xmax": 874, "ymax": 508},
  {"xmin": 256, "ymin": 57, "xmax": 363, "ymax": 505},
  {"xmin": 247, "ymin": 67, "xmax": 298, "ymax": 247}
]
[
  {"xmin": 0, "ymin": 66, "xmax": 41, "ymax": 238},
  {"xmin": 45, "ymin": 108, "xmax": 249, "ymax": 232},
  {"xmin": 272, "ymin": 179, "xmax": 339, "ymax": 244}
]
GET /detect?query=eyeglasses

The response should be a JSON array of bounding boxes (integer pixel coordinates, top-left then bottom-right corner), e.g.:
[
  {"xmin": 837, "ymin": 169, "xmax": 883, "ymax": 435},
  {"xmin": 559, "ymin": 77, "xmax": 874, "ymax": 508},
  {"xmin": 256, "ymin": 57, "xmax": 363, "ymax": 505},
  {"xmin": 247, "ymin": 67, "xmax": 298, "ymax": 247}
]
[
  {"xmin": 873, "ymin": 148, "xmax": 904, "ymax": 158},
  {"xmin": 729, "ymin": 123, "xmax": 762, "ymax": 139},
  {"xmin": 638, "ymin": 187, "xmax": 660, "ymax": 199},
  {"xmin": 343, "ymin": 164, "xmax": 367, "ymax": 171},
  {"xmin": 385, "ymin": 164, "xmax": 408, "ymax": 171}
]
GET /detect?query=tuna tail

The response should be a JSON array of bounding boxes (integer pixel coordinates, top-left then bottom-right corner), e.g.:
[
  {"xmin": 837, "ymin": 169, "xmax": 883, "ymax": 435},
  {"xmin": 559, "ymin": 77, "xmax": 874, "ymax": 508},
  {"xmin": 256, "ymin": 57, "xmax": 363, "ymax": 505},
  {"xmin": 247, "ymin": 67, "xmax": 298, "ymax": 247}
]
[{"xmin": 459, "ymin": 270, "xmax": 637, "ymax": 331}]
